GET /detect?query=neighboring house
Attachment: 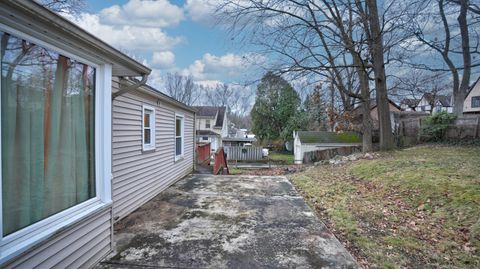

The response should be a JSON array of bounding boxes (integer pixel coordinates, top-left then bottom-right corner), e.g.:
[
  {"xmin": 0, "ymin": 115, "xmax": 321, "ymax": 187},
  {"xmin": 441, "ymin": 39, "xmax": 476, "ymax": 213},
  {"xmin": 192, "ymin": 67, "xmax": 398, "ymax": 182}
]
[
  {"xmin": 0, "ymin": 1, "xmax": 194, "ymax": 268},
  {"xmin": 400, "ymin": 98, "xmax": 419, "ymax": 111},
  {"xmin": 193, "ymin": 106, "xmax": 228, "ymax": 152},
  {"xmin": 417, "ymin": 93, "xmax": 453, "ymax": 113},
  {"xmin": 464, "ymin": 77, "xmax": 480, "ymax": 114},
  {"xmin": 293, "ymin": 131, "xmax": 362, "ymax": 164},
  {"xmin": 351, "ymin": 99, "xmax": 402, "ymax": 131}
]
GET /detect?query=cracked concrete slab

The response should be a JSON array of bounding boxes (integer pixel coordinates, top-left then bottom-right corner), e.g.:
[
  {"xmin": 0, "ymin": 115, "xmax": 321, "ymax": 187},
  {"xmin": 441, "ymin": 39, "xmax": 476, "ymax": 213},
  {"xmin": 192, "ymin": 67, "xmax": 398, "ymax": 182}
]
[{"xmin": 97, "ymin": 175, "xmax": 358, "ymax": 269}]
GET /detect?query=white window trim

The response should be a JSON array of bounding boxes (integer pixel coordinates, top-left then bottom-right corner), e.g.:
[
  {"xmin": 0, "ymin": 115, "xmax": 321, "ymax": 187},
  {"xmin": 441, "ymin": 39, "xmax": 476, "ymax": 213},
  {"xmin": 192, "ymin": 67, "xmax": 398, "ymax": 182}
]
[
  {"xmin": 175, "ymin": 113, "xmax": 185, "ymax": 161},
  {"xmin": 0, "ymin": 25, "xmax": 112, "ymax": 264},
  {"xmin": 205, "ymin": 119, "xmax": 211, "ymax": 129},
  {"xmin": 142, "ymin": 104, "xmax": 156, "ymax": 151}
]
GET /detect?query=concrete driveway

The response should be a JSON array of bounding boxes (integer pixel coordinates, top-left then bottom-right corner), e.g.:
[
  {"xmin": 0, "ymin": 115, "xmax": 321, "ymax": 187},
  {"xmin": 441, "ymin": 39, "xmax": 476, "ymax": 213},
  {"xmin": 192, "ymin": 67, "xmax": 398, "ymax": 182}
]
[{"xmin": 98, "ymin": 175, "xmax": 358, "ymax": 269}]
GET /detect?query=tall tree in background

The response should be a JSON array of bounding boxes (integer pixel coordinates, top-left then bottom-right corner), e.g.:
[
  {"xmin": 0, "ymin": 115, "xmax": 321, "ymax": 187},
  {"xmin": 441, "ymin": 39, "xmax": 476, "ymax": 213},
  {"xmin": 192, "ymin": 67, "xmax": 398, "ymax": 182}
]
[
  {"xmin": 251, "ymin": 72, "xmax": 302, "ymax": 142},
  {"xmin": 304, "ymin": 85, "xmax": 329, "ymax": 131},
  {"xmin": 213, "ymin": 0, "xmax": 412, "ymax": 151},
  {"xmin": 165, "ymin": 72, "xmax": 199, "ymax": 106}
]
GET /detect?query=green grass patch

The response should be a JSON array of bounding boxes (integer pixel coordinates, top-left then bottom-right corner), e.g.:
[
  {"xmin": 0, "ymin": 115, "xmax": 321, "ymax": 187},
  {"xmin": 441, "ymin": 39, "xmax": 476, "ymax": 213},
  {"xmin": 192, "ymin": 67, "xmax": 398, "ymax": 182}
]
[
  {"xmin": 289, "ymin": 145, "xmax": 480, "ymax": 268},
  {"xmin": 268, "ymin": 152, "xmax": 294, "ymax": 164}
]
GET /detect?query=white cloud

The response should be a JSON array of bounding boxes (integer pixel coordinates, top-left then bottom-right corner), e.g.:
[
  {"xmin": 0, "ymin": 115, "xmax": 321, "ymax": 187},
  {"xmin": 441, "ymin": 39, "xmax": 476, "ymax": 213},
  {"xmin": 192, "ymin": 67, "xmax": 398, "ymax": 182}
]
[
  {"xmin": 100, "ymin": 0, "xmax": 184, "ymax": 28},
  {"xmin": 151, "ymin": 51, "xmax": 176, "ymax": 68},
  {"xmin": 64, "ymin": 13, "xmax": 182, "ymax": 51},
  {"xmin": 184, "ymin": 52, "xmax": 266, "ymax": 81},
  {"xmin": 184, "ymin": 0, "xmax": 216, "ymax": 23}
]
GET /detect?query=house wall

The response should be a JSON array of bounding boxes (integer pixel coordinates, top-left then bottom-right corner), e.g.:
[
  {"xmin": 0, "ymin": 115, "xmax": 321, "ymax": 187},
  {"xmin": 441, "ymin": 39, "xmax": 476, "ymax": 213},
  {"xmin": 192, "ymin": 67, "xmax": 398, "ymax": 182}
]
[
  {"xmin": 112, "ymin": 79, "xmax": 195, "ymax": 221},
  {"xmin": 4, "ymin": 207, "xmax": 112, "ymax": 269},
  {"xmin": 464, "ymin": 81, "xmax": 480, "ymax": 113},
  {"xmin": 196, "ymin": 118, "xmax": 215, "ymax": 131},
  {"xmin": 370, "ymin": 103, "xmax": 401, "ymax": 121}
]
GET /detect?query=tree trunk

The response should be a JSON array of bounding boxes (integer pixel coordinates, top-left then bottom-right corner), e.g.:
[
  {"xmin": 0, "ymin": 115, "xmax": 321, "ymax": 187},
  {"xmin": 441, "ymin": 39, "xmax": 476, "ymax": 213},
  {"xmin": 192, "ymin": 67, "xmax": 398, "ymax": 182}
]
[
  {"xmin": 352, "ymin": 54, "xmax": 373, "ymax": 152},
  {"xmin": 366, "ymin": 0, "xmax": 395, "ymax": 150},
  {"xmin": 455, "ymin": 0, "xmax": 471, "ymax": 116}
]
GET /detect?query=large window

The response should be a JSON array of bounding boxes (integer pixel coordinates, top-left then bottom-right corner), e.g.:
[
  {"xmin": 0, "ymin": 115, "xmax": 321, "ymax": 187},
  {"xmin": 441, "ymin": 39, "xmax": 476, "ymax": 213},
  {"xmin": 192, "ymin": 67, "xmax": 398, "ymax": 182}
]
[
  {"xmin": 205, "ymin": 119, "xmax": 210, "ymax": 129},
  {"xmin": 142, "ymin": 105, "xmax": 155, "ymax": 151},
  {"xmin": 472, "ymin": 96, "xmax": 480, "ymax": 108},
  {"xmin": 175, "ymin": 114, "xmax": 184, "ymax": 160},
  {"xmin": 1, "ymin": 32, "xmax": 96, "ymax": 236}
]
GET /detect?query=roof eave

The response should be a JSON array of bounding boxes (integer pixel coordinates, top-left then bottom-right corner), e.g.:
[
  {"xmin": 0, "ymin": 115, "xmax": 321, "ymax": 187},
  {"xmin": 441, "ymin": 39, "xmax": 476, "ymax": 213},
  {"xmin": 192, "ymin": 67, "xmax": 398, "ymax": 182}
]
[{"xmin": 1, "ymin": 0, "xmax": 151, "ymax": 77}]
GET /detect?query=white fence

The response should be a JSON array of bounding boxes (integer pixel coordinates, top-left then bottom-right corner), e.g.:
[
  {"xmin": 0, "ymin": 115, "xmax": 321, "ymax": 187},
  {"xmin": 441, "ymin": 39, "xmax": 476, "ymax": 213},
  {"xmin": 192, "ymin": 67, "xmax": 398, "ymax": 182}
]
[{"xmin": 224, "ymin": 146, "xmax": 263, "ymax": 161}]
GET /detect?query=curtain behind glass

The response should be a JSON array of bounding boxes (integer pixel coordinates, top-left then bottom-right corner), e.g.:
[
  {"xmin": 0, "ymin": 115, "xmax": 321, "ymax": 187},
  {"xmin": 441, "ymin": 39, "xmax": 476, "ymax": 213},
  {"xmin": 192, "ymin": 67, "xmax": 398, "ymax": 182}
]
[{"xmin": 1, "ymin": 32, "xmax": 96, "ymax": 236}]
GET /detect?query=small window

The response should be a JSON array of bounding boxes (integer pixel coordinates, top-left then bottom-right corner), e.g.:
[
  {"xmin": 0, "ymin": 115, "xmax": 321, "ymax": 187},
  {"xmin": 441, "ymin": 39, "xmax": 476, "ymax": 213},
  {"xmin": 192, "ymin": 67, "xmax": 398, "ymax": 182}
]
[
  {"xmin": 142, "ymin": 105, "xmax": 155, "ymax": 151},
  {"xmin": 472, "ymin": 96, "xmax": 480, "ymax": 108},
  {"xmin": 175, "ymin": 114, "xmax": 184, "ymax": 160},
  {"xmin": 205, "ymin": 119, "xmax": 211, "ymax": 129},
  {"xmin": 203, "ymin": 136, "xmax": 209, "ymax": 141}
]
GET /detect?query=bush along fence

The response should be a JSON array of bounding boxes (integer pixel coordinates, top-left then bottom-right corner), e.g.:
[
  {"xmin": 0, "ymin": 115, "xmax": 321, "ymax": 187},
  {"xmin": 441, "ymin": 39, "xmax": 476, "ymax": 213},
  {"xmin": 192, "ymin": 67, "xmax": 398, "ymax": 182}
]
[{"xmin": 396, "ymin": 112, "xmax": 480, "ymax": 146}]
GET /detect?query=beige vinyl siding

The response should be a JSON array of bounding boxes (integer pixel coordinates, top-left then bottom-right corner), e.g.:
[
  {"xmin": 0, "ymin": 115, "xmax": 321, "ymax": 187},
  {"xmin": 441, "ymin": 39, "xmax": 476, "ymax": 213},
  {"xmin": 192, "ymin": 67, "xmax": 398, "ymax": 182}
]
[
  {"xmin": 464, "ymin": 81, "xmax": 480, "ymax": 113},
  {"xmin": 112, "ymin": 82, "xmax": 194, "ymax": 221},
  {"xmin": 3, "ymin": 207, "xmax": 112, "ymax": 269}
]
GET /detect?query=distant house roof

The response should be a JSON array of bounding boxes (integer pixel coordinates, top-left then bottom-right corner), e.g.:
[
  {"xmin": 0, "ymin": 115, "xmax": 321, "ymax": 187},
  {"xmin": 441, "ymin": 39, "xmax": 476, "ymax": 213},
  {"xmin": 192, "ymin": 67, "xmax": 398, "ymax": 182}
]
[
  {"xmin": 435, "ymin": 95, "xmax": 452, "ymax": 107},
  {"xmin": 421, "ymin": 93, "xmax": 452, "ymax": 107},
  {"xmin": 400, "ymin": 98, "xmax": 419, "ymax": 108},
  {"xmin": 196, "ymin": 130, "xmax": 218, "ymax": 136},
  {"xmin": 467, "ymin": 77, "xmax": 480, "ymax": 97},
  {"xmin": 193, "ymin": 106, "xmax": 219, "ymax": 117},
  {"xmin": 192, "ymin": 106, "xmax": 227, "ymax": 128},
  {"xmin": 296, "ymin": 131, "xmax": 362, "ymax": 144},
  {"xmin": 352, "ymin": 98, "xmax": 401, "ymax": 117},
  {"xmin": 215, "ymin": 107, "xmax": 226, "ymax": 128}
]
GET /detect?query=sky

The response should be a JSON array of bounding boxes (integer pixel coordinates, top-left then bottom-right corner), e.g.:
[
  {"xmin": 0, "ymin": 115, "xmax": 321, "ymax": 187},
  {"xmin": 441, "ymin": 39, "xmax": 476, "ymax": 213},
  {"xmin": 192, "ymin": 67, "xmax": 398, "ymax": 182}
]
[{"xmin": 66, "ymin": 0, "xmax": 263, "ymax": 89}]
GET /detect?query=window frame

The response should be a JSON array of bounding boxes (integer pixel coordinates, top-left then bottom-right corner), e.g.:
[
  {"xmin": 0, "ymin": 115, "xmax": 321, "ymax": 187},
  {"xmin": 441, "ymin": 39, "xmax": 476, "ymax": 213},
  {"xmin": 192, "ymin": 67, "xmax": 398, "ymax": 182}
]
[
  {"xmin": 472, "ymin": 96, "xmax": 480, "ymax": 108},
  {"xmin": 205, "ymin": 119, "xmax": 211, "ymax": 129},
  {"xmin": 175, "ymin": 113, "xmax": 185, "ymax": 161},
  {"xmin": 142, "ymin": 104, "xmax": 156, "ymax": 151},
  {"xmin": 0, "ymin": 24, "xmax": 112, "ymax": 264}
]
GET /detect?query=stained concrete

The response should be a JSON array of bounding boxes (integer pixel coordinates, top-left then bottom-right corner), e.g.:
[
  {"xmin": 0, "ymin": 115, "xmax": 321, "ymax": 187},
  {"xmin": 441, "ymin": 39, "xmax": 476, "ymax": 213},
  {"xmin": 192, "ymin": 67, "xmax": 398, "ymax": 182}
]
[{"xmin": 98, "ymin": 175, "xmax": 358, "ymax": 269}]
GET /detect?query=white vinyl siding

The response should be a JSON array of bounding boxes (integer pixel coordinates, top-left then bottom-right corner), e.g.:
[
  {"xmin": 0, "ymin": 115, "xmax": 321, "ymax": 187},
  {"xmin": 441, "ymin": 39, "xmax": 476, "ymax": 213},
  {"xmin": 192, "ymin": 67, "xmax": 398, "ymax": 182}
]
[
  {"xmin": 2, "ymin": 207, "xmax": 111, "ymax": 269},
  {"xmin": 112, "ymin": 79, "xmax": 194, "ymax": 221}
]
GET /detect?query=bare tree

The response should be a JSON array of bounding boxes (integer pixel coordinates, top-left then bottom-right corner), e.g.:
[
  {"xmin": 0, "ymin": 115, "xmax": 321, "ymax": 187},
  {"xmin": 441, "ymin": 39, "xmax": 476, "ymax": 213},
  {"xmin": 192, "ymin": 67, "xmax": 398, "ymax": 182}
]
[
  {"xmin": 39, "ymin": 0, "xmax": 86, "ymax": 14},
  {"xmin": 408, "ymin": 0, "xmax": 480, "ymax": 116},
  {"xmin": 165, "ymin": 72, "xmax": 200, "ymax": 106},
  {"xmin": 391, "ymin": 70, "xmax": 451, "ymax": 100},
  {"xmin": 213, "ymin": 0, "xmax": 407, "ymax": 151}
]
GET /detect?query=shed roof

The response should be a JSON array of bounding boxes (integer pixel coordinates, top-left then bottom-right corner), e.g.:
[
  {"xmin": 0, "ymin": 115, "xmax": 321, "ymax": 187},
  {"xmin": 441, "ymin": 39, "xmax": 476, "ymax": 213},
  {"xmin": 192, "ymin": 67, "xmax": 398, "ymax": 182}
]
[
  {"xmin": 1, "ymin": 0, "xmax": 151, "ymax": 77},
  {"xmin": 296, "ymin": 131, "xmax": 362, "ymax": 144},
  {"xmin": 223, "ymin": 137, "xmax": 256, "ymax": 142},
  {"xmin": 196, "ymin": 130, "xmax": 219, "ymax": 136}
]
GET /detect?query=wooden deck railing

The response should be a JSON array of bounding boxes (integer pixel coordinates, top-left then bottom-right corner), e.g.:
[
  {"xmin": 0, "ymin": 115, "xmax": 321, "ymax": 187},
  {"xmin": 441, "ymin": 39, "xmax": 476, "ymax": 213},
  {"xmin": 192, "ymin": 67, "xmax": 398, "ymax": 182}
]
[
  {"xmin": 196, "ymin": 143, "xmax": 211, "ymax": 164},
  {"xmin": 213, "ymin": 147, "xmax": 229, "ymax": 175}
]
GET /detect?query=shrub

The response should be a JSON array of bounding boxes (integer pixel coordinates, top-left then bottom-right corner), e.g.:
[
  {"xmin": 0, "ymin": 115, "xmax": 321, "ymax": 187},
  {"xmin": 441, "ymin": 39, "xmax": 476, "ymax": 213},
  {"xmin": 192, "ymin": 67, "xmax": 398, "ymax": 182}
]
[{"xmin": 419, "ymin": 111, "xmax": 456, "ymax": 142}]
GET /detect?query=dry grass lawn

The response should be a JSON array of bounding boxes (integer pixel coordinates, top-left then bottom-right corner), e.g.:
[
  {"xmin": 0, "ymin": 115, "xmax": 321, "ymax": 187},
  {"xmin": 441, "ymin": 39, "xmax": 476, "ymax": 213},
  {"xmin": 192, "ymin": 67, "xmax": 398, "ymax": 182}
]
[{"xmin": 289, "ymin": 145, "xmax": 480, "ymax": 268}]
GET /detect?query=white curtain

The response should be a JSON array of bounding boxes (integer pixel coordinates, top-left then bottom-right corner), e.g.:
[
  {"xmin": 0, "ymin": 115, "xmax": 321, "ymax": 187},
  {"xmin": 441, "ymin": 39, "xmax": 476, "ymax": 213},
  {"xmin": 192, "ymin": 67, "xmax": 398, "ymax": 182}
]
[{"xmin": 1, "ymin": 32, "xmax": 95, "ymax": 236}]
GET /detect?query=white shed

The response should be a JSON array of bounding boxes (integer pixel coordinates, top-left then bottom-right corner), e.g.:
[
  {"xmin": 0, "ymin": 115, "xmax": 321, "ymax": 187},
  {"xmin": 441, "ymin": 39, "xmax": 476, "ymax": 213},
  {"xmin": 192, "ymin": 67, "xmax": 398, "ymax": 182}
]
[{"xmin": 293, "ymin": 131, "xmax": 362, "ymax": 164}]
